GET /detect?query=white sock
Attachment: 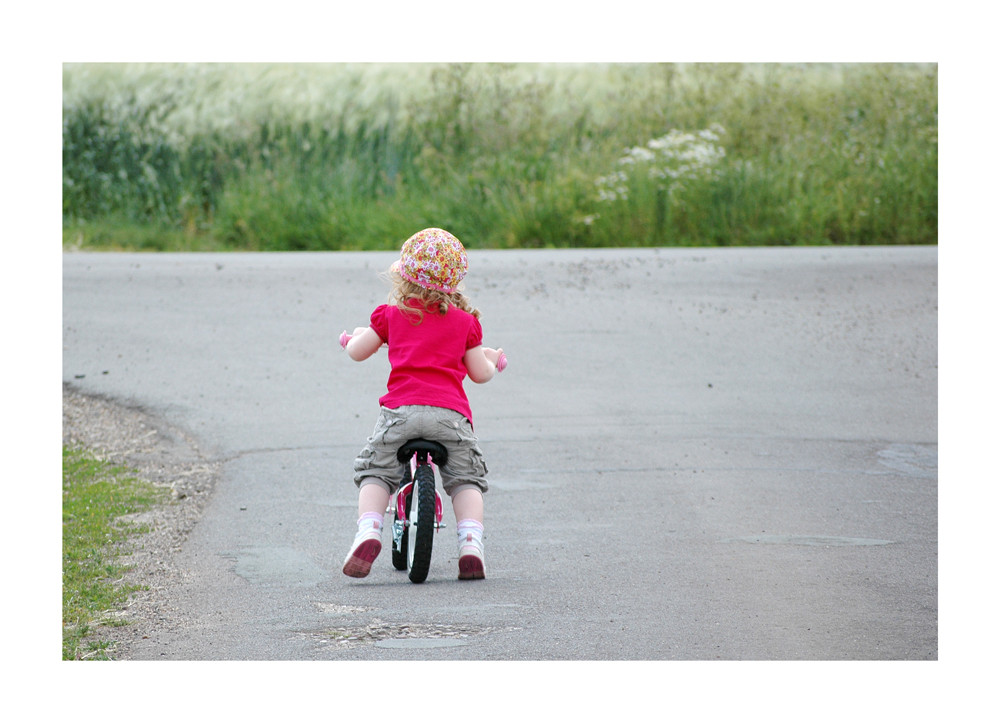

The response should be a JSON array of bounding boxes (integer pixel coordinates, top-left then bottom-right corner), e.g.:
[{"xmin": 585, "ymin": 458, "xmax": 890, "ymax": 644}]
[
  {"xmin": 457, "ymin": 519, "xmax": 484, "ymax": 549},
  {"xmin": 357, "ymin": 511, "xmax": 383, "ymax": 535}
]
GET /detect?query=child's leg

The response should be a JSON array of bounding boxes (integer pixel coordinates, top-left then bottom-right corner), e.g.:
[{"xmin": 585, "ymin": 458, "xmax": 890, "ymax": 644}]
[
  {"xmin": 451, "ymin": 486, "xmax": 483, "ymax": 523},
  {"xmin": 434, "ymin": 408, "xmax": 488, "ymax": 580},
  {"xmin": 358, "ymin": 480, "xmax": 391, "ymax": 518},
  {"xmin": 343, "ymin": 481, "xmax": 391, "ymax": 578},
  {"xmin": 451, "ymin": 485, "xmax": 486, "ymax": 580}
]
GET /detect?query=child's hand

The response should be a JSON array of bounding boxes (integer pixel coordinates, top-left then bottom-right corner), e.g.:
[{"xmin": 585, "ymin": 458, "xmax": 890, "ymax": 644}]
[{"xmin": 483, "ymin": 347, "xmax": 507, "ymax": 372}]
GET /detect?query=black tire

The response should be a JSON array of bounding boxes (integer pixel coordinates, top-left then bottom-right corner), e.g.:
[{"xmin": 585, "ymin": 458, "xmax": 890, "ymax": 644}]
[{"xmin": 407, "ymin": 464, "xmax": 436, "ymax": 583}]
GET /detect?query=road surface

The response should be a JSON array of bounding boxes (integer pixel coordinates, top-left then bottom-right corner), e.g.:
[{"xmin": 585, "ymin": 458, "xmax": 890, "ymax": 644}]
[{"xmin": 62, "ymin": 246, "xmax": 937, "ymax": 660}]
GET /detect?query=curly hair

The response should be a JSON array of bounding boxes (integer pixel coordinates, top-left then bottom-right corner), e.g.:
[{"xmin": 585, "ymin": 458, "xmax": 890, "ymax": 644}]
[{"xmin": 383, "ymin": 268, "xmax": 481, "ymax": 323}]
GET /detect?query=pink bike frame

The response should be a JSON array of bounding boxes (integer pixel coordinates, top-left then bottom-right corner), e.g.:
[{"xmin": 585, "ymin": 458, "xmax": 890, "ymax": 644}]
[{"xmin": 395, "ymin": 459, "xmax": 445, "ymax": 526}]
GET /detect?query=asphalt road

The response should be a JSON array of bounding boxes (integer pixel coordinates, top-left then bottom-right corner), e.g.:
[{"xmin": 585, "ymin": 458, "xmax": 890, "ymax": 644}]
[{"xmin": 62, "ymin": 246, "xmax": 937, "ymax": 660}]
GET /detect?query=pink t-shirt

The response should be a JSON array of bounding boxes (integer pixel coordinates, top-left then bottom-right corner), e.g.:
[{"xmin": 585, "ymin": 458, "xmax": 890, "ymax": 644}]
[{"xmin": 369, "ymin": 301, "xmax": 483, "ymax": 424}]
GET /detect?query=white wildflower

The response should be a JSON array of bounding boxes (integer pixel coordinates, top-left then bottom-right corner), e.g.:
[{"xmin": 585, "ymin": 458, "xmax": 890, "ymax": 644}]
[
  {"xmin": 595, "ymin": 124, "xmax": 727, "ymax": 203},
  {"xmin": 621, "ymin": 146, "xmax": 655, "ymax": 164}
]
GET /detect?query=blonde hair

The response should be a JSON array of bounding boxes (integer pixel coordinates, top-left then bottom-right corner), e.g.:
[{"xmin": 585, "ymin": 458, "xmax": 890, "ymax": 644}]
[{"xmin": 384, "ymin": 268, "xmax": 481, "ymax": 323}]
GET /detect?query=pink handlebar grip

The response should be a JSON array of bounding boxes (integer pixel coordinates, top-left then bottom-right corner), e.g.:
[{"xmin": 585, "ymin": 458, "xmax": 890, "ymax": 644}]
[
  {"xmin": 496, "ymin": 351, "xmax": 507, "ymax": 373},
  {"xmin": 339, "ymin": 331, "xmax": 351, "ymax": 349}
]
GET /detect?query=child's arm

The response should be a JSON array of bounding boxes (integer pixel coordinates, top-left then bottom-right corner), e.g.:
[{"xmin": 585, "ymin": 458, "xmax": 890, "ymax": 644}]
[
  {"xmin": 464, "ymin": 345, "xmax": 506, "ymax": 383},
  {"xmin": 342, "ymin": 327, "xmax": 385, "ymax": 361}
]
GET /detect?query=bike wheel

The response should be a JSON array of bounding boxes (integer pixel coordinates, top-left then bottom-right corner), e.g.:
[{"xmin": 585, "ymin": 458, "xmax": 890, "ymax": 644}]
[{"xmin": 406, "ymin": 464, "xmax": 436, "ymax": 583}]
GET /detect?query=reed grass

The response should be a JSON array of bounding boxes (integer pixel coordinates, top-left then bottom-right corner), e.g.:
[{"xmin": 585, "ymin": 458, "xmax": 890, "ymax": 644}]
[{"xmin": 62, "ymin": 63, "xmax": 937, "ymax": 250}]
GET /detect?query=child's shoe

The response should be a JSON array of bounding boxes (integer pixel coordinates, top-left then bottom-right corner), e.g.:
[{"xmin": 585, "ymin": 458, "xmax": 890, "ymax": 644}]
[
  {"xmin": 343, "ymin": 515, "xmax": 382, "ymax": 578},
  {"xmin": 457, "ymin": 521, "xmax": 485, "ymax": 580}
]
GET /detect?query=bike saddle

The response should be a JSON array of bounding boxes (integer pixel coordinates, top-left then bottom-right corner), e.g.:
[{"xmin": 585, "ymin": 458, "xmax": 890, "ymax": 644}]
[{"xmin": 396, "ymin": 438, "xmax": 449, "ymax": 466}]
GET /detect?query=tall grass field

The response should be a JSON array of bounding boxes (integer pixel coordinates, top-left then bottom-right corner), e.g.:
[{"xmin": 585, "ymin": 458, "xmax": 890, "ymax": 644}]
[{"xmin": 62, "ymin": 63, "xmax": 937, "ymax": 251}]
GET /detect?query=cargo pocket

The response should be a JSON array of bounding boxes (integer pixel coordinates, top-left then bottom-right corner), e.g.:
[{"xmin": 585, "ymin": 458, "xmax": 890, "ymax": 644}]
[
  {"xmin": 468, "ymin": 443, "xmax": 489, "ymax": 478},
  {"xmin": 375, "ymin": 408, "xmax": 407, "ymax": 446},
  {"xmin": 353, "ymin": 408, "xmax": 403, "ymax": 487},
  {"xmin": 436, "ymin": 414, "xmax": 477, "ymax": 443},
  {"xmin": 353, "ymin": 445, "xmax": 376, "ymax": 474},
  {"xmin": 436, "ymin": 416, "xmax": 489, "ymax": 492}
]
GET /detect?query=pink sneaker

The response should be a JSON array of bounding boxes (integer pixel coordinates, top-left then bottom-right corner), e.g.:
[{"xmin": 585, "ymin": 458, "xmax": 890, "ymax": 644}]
[
  {"xmin": 343, "ymin": 523, "xmax": 382, "ymax": 578},
  {"xmin": 458, "ymin": 536, "xmax": 485, "ymax": 580}
]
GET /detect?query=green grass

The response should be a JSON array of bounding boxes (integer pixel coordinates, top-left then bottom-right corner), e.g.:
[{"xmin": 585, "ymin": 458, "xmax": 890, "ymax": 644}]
[
  {"xmin": 62, "ymin": 447, "xmax": 169, "ymax": 660},
  {"xmin": 62, "ymin": 63, "xmax": 937, "ymax": 251}
]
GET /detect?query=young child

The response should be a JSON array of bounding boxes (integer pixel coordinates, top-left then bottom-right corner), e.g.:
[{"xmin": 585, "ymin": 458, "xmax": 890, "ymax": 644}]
[{"xmin": 341, "ymin": 228, "xmax": 504, "ymax": 581}]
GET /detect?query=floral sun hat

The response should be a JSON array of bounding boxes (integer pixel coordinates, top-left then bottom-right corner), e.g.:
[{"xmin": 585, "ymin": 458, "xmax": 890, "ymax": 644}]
[{"xmin": 392, "ymin": 227, "xmax": 468, "ymax": 294}]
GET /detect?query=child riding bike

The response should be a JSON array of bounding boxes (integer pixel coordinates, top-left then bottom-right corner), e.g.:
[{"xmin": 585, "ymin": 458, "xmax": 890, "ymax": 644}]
[{"xmin": 341, "ymin": 228, "xmax": 504, "ymax": 581}]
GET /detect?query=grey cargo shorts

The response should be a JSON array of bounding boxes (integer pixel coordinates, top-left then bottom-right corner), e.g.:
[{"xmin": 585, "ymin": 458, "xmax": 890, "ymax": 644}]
[{"xmin": 353, "ymin": 405, "xmax": 489, "ymax": 496}]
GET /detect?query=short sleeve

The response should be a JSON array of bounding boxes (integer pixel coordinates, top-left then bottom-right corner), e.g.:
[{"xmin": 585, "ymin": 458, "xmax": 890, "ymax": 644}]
[
  {"xmin": 369, "ymin": 305, "xmax": 390, "ymax": 343},
  {"xmin": 466, "ymin": 314, "xmax": 483, "ymax": 350}
]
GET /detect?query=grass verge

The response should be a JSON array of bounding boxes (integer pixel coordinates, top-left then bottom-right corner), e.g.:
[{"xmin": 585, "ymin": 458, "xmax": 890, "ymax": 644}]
[{"xmin": 62, "ymin": 447, "xmax": 169, "ymax": 660}]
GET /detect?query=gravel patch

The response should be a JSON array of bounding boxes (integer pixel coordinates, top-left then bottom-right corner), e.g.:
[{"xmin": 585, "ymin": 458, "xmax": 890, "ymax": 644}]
[
  {"xmin": 62, "ymin": 383, "xmax": 220, "ymax": 659},
  {"xmin": 318, "ymin": 620, "xmax": 506, "ymax": 651}
]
